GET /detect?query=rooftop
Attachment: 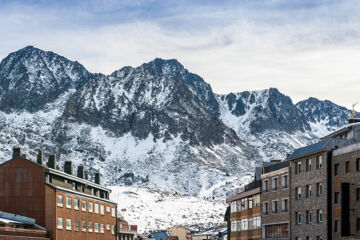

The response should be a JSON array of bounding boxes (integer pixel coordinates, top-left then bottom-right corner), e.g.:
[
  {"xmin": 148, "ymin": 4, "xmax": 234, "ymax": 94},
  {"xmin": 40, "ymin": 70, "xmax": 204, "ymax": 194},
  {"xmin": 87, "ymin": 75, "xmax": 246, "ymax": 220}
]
[
  {"xmin": 287, "ymin": 140, "xmax": 329, "ymax": 160},
  {"xmin": 263, "ymin": 160, "xmax": 289, "ymax": 174}
]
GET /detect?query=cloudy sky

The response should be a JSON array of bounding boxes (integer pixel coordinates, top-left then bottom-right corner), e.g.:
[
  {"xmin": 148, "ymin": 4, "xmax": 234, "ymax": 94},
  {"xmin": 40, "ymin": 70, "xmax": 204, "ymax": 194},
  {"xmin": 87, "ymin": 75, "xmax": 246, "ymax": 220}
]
[{"xmin": 1, "ymin": 0, "xmax": 360, "ymax": 108}]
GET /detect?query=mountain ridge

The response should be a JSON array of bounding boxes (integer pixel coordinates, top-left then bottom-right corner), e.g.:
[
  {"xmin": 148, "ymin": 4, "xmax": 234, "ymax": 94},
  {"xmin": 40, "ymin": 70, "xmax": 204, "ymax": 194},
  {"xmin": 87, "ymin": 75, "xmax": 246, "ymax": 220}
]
[{"xmin": 0, "ymin": 46, "xmax": 353, "ymax": 198}]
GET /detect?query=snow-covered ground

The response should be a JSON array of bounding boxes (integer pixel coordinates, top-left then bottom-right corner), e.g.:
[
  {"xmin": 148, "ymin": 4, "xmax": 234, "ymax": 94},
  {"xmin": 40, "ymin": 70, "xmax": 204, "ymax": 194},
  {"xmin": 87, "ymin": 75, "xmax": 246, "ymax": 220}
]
[{"xmin": 109, "ymin": 186, "xmax": 227, "ymax": 232}]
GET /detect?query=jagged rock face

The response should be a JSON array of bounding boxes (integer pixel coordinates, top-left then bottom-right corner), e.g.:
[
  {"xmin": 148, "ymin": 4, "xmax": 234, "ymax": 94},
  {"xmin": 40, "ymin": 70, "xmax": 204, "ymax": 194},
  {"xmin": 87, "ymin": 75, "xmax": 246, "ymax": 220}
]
[
  {"xmin": 296, "ymin": 97, "xmax": 351, "ymax": 128},
  {"xmin": 218, "ymin": 88, "xmax": 310, "ymax": 135},
  {"xmin": 0, "ymin": 46, "xmax": 354, "ymax": 197},
  {"xmin": 0, "ymin": 46, "xmax": 94, "ymax": 113},
  {"xmin": 60, "ymin": 58, "xmax": 233, "ymax": 147}
]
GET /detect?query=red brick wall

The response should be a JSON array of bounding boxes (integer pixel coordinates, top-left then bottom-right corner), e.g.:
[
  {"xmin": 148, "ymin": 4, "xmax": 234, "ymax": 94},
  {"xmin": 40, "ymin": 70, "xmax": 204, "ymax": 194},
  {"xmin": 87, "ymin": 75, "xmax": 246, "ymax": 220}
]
[{"xmin": 0, "ymin": 158, "xmax": 46, "ymax": 227}]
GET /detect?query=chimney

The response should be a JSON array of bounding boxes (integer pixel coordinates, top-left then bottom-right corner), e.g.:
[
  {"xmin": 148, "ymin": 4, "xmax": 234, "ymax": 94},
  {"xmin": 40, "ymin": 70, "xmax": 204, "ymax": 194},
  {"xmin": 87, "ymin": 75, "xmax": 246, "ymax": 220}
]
[
  {"xmin": 77, "ymin": 165, "xmax": 84, "ymax": 178},
  {"xmin": 64, "ymin": 161, "xmax": 73, "ymax": 175},
  {"xmin": 37, "ymin": 150, "xmax": 44, "ymax": 165},
  {"xmin": 48, "ymin": 155, "xmax": 56, "ymax": 169},
  {"xmin": 85, "ymin": 172, "xmax": 88, "ymax": 180},
  {"xmin": 95, "ymin": 172, "xmax": 100, "ymax": 184},
  {"xmin": 12, "ymin": 147, "xmax": 21, "ymax": 158}
]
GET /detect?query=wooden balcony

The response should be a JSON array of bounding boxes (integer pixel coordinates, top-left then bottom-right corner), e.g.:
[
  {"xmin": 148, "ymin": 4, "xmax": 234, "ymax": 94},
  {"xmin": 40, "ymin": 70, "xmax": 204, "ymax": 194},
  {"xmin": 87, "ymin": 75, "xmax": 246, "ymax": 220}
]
[
  {"xmin": 230, "ymin": 206, "xmax": 262, "ymax": 221},
  {"xmin": 230, "ymin": 229, "xmax": 261, "ymax": 240}
]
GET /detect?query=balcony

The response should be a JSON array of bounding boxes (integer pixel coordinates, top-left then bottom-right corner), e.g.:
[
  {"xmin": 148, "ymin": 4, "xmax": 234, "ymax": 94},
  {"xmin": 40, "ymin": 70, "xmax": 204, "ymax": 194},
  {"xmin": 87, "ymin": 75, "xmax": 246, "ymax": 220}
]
[{"xmin": 230, "ymin": 206, "xmax": 262, "ymax": 221}]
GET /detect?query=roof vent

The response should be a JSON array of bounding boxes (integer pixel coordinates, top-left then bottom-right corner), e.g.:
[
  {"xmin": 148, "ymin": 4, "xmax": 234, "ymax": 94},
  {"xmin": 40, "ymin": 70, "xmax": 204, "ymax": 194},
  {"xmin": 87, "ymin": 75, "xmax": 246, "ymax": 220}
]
[
  {"xmin": 37, "ymin": 150, "xmax": 43, "ymax": 165},
  {"xmin": 77, "ymin": 165, "xmax": 84, "ymax": 178},
  {"xmin": 64, "ymin": 161, "xmax": 73, "ymax": 175},
  {"xmin": 12, "ymin": 147, "xmax": 21, "ymax": 158},
  {"xmin": 48, "ymin": 155, "xmax": 56, "ymax": 169},
  {"xmin": 95, "ymin": 172, "xmax": 100, "ymax": 184}
]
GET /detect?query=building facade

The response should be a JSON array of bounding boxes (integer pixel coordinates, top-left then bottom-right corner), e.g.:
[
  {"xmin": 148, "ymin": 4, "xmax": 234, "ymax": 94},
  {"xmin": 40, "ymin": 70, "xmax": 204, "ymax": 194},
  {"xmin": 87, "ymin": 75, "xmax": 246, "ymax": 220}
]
[
  {"xmin": 117, "ymin": 216, "xmax": 138, "ymax": 240},
  {"xmin": 261, "ymin": 161, "xmax": 290, "ymax": 239},
  {"xmin": 226, "ymin": 180, "xmax": 262, "ymax": 240},
  {"xmin": 0, "ymin": 147, "xmax": 117, "ymax": 240},
  {"xmin": 331, "ymin": 142, "xmax": 360, "ymax": 239}
]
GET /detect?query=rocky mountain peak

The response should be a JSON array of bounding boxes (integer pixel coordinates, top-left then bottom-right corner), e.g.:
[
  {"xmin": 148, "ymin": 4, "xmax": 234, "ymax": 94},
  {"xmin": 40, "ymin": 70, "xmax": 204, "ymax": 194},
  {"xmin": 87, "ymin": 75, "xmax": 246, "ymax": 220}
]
[{"xmin": 0, "ymin": 46, "xmax": 93, "ymax": 113}]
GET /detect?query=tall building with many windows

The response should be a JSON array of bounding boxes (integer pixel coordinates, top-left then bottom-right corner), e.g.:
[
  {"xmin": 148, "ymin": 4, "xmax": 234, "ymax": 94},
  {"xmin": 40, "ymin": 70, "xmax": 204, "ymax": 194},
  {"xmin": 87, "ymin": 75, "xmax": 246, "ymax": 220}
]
[
  {"xmin": 226, "ymin": 176, "xmax": 262, "ymax": 240},
  {"xmin": 261, "ymin": 160, "xmax": 290, "ymax": 239},
  {"xmin": 0, "ymin": 147, "xmax": 117, "ymax": 240}
]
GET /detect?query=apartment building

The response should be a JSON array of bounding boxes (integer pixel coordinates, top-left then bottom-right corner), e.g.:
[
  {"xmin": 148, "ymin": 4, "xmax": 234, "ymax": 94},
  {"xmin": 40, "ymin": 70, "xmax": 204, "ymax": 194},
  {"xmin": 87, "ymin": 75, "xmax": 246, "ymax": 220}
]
[
  {"xmin": 331, "ymin": 142, "xmax": 360, "ymax": 239},
  {"xmin": 0, "ymin": 147, "xmax": 117, "ymax": 240},
  {"xmin": 226, "ymin": 179, "xmax": 262, "ymax": 240},
  {"xmin": 117, "ymin": 215, "xmax": 138, "ymax": 240},
  {"xmin": 261, "ymin": 160, "xmax": 290, "ymax": 239}
]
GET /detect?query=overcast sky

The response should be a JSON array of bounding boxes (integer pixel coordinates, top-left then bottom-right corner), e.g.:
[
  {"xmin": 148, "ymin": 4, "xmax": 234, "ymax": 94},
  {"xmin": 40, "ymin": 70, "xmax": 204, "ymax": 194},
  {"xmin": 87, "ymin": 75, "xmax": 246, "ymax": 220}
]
[{"xmin": 1, "ymin": 0, "xmax": 360, "ymax": 108}]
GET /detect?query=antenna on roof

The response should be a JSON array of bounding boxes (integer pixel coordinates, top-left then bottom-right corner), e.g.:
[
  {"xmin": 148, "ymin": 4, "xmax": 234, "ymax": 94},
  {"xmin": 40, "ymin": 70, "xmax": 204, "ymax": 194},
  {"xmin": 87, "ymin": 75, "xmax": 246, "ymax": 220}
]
[{"xmin": 351, "ymin": 101, "xmax": 359, "ymax": 119}]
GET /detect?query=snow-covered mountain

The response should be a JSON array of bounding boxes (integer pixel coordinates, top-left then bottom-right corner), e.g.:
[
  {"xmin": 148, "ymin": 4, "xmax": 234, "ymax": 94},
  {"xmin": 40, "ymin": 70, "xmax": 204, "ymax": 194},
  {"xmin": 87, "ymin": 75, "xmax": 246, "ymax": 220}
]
[{"xmin": 0, "ymin": 46, "xmax": 354, "ymax": 231}]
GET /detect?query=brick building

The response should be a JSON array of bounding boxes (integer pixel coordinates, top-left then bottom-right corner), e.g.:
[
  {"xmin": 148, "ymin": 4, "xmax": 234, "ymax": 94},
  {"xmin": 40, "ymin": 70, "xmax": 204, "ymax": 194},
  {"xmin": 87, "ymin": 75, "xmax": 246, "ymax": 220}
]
[
  {"xmin": 261, "ymin": 160, "xmax": 290, "ymax": 239},
  {"xmin": 226, "ymin": 178, "xmax": 262, "ymax": 240},
  {"xmin": 0, "ymin": 147, "xmax": 117, "ymax": 240},
  {"xmin": 331, "ymin": 142, "xmax": 360, "ymax": 239},
  {"xmin": 117, "ymin": 215, "xmax": 138, "ymax": 240}
]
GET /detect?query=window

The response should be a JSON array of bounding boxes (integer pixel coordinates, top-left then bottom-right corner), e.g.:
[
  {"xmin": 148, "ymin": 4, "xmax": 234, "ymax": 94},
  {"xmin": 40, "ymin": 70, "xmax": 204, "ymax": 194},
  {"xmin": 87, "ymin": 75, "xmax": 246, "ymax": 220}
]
[
  {"xmin": 296, "ymin": 212, "xmax": 302, "ymax": 224},
  {"xmin": 316, "ymin": 155, "xmax": 323, "ymax": 169},
  {"xmin": 100, "ymin": 224, "xmax": 104, "ymax": 233},
  {"xmin": 88, "ymin": 222, "xmax": 93, "ymax": 232},
  {"xmin": 335, "ymin": 192, "xmax": 340, "ymax": 204},
  {"xmin": 106, "ymin": 224, "xmax": 110, "ymax": 230},
  {"xmin": 346, "ymin": 161, "xmax": 350, "ymax": 173},
  {"xmin": 248, "ymin": 198, "xmax": 253, "ymax": 209},
  {"xmin": 111, "ymin": 225, "xmax": 115, "ymax": 235},
  {"xmin": 82, "ymin": 221, "xmax": 86, "ymax": 232},
  {"xmin": 357, "ymin": 158, "xmax": 360, "ymax": 171},
  {"xmin": 316, "ymin": 236, "xmax": 323, "ymax": 240},
  {"xmin": 357, "ymin": 218, "xmax": 360, "ymax": 232},
  {"xmin": 306, "ymin": 185, "xmax": 312, "ymax": 198},
  {"xmin": 263, "ymin": 202, "xmax": 269, "ymax": 215},
  {"xmin": 57, "ymin": 195, "xmax": 63, "ymax": 207},
  {"xmin": 272, "ymin": 200, "xmax": 278, "ymax": 214},
  {"xmin": 263, "ymin": 179, "xmax": 269, "ymax": 193},
  {"xmin": 74, "ymin": 199, "xmax": 79, "ymax": 210},
  {"xmin": 296, "ymin": 162, "xmax": 302, "ymax": 174},
  {"xmin": 74, "ymin": 220, "xmax": 80, "ymax": 231},
  {"xmin": 306, "ymin": 211, "xmax": 312, "ymax": 224},
  {"xmin": 95, "ymin": 223, "xmax": 99, "ymax": 233},
  {"xmin": 316, "ymin": 182, "xmax": 323, "ymax": 196},
  {"xmin": 57, "ymin": 217, "xmax": 63, "ymax": 229},
  {"xmin": 357, "ymin": 188, "xmax": 360, "ymax": 202},
  {"xmin": 81, "ymin": 201, "xmax": 86, "ymax": 211},
  {"xmin": 296, "ymin": 187, "xmax": 302, "ymax": 199},
  {"xmin": 112, "ymin": 208, "xmax": 116, "ymax": 217},
  {"xmin": 334, "ymin": 163, "xmax": 339, "ymax": 176},
  {"xmin": 306, "ymin": 159, "xmax": 312, "ymax": 171},
  {"xmin": 100, "ymin": 205, "xmax": 105, "ymax": 215},
  {"xmin": 106, "ymin": 206, "xmax": 111, "ymax": 212},
  {"xmin": 66, "ymin": 219, "xmax": 71, "ymax": 230},
  {"xmin": 272, "ymin": 177, "xmax": 278, "ymax": 191},
  {"xmin": 335, "ymin": 220, "xmax": 340, "ymax": 232},
  {"xmin": 95, "ymin": 203, "xmax": 99, "ymax": 214},
  {"xmin": 317, "ymin": 209, "xmax": 323, "ymax": 223},
  {"xmin": 66, "ymin": 197, "xmax": 72, "ymax": 209},
  {"xmin": 282, "ymin": 198, "xmax": 289, "ymax": 212},
  {"xmin": 306, "ymin": 237, "xmax": 312, "ymax": 240},
  {"xmin": 88, "ymin": 202, "xmax": 93, "ymax": 213},
  {"xmin": 281, "ymin": 174, "xmax": 288, "ymax": 189}
]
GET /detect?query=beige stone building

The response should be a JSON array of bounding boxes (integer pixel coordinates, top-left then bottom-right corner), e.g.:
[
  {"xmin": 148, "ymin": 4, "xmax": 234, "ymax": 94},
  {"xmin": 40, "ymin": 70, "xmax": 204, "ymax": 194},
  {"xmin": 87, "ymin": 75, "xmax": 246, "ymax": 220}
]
[{"xmin": 167, "ymin": 226, "xmax": 193, "ymax": 240}]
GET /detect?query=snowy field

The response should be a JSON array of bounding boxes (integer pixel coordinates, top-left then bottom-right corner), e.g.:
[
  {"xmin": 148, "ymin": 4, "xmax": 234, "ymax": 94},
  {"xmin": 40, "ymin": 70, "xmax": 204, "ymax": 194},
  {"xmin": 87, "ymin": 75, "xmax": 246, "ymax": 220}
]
[{"xmin": 110, "ymin": 186, "xmax": 227, "ymax": 232}]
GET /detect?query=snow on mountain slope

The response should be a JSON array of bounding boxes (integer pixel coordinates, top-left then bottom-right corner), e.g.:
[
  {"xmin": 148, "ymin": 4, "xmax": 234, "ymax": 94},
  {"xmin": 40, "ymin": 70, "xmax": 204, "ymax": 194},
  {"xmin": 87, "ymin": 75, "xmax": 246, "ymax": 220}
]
[
  {"xmin": 216, "ymin": 89, "xmax": 335, "ymax": 160},
  {"xmin": 110, "ymin": 186, "xmax": 227, "ymax": 232},
  {"xmin": 0, "ymin": 46, "xmax": 355, "ymax": 231}
]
